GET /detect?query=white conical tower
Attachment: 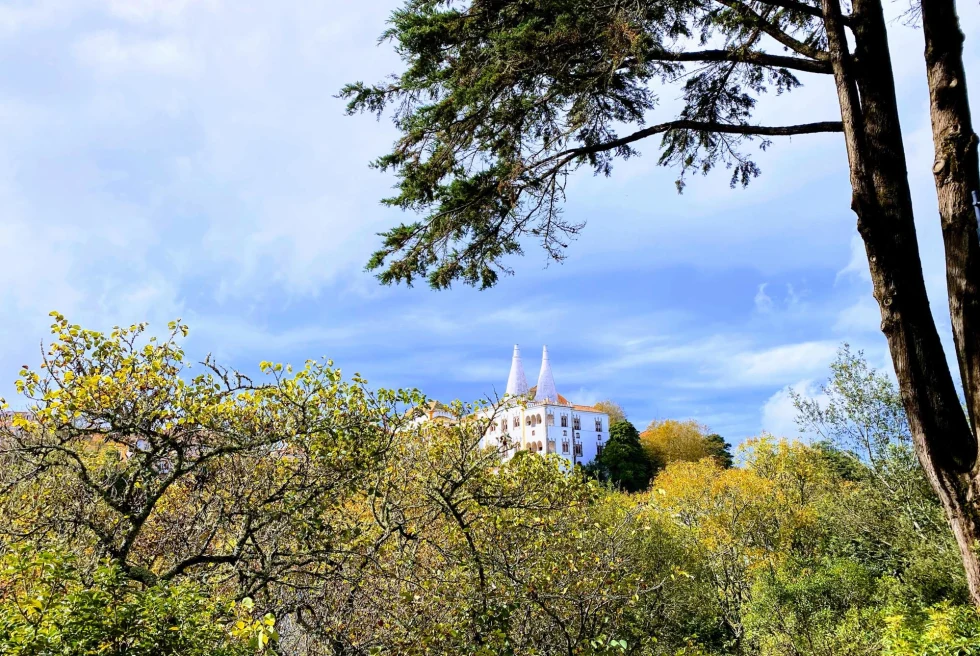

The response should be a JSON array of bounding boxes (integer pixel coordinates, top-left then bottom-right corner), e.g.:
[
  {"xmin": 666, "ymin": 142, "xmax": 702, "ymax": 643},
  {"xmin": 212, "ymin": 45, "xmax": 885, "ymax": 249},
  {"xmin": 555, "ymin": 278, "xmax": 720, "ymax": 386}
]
[
  {"xmin": 505, "ymin": 345, "xmax": 529, "ymax": 397},
  {"xmin": 535, "ymin": 345, "xmax": 558, "ymax": 402}
]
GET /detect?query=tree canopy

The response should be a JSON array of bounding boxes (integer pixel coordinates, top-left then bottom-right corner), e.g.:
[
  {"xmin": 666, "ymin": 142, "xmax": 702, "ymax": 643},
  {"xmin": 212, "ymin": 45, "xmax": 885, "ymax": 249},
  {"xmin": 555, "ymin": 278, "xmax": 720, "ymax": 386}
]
[
  {"xmin": 2, "ymin": 317, "xmax": 979, "ymax": 652},
  {"xmin": 594, "ymin": 400, "xmax": 628, "ymax": 425},
  {"xmin": 342, "ymin": 0, "xmax": 839, "ymax": 289},
  {"xmin": 592, "ymin": 420, "xmax": 653, "ymax": 492},
  {"xmin": 344, "ymin": 0, "xmax": 980, "ymax": 604},
  {"xmin": 642, "ymin": 419, "xmax": 715, "ymax": 466}
]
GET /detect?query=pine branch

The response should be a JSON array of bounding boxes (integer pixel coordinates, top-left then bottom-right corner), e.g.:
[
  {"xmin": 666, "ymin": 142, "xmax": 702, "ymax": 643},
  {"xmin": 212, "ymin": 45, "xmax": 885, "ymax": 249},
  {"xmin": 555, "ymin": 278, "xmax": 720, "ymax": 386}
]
[
  {"xmin": 650, "ymin": 48, "xmax": 831, "ymax": 74},
  {"xmin": 714, "ymin": 0, "xmax": 830, "ymax": 60},
  {"xmin": 555, "ymin": 120, "xmax": 843, "ymax": 160},
  {"xmin": 753, "ymin": 0, "xmax": 830, "ymax": 20}
]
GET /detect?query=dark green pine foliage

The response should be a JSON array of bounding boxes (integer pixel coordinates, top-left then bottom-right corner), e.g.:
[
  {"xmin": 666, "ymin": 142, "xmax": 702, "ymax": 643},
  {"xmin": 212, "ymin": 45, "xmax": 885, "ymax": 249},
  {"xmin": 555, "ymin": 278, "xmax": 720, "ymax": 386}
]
[
  {"xmin": 705, "ymin": 433, "xmax": 734, "ymax": 468},
  {"xmin": 342, "ymin": 0, "xmax": 836, "ymax": 289},
  {"xmin": 596, "ymin": 420, "xmax": 653, "ymax": 493}
]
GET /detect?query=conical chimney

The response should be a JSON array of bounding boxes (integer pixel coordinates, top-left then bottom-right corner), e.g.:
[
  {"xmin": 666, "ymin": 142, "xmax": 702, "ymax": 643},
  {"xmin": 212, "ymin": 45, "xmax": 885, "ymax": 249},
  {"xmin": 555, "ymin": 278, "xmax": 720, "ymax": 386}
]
[
  {"xmin": 535, "ymin": 345, "xmax": 558, "ymax": 402},
  {"xmin": 505, "ymin": 345, "xmax": 529, "ymax": 397}
]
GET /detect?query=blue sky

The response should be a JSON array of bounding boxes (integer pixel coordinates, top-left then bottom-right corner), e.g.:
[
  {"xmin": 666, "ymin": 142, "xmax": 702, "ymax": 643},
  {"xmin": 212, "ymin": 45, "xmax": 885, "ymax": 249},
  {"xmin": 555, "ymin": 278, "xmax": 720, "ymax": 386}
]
[{"xmin": 1, "ymin": 0, "xmax": 978, "ymax": 442}]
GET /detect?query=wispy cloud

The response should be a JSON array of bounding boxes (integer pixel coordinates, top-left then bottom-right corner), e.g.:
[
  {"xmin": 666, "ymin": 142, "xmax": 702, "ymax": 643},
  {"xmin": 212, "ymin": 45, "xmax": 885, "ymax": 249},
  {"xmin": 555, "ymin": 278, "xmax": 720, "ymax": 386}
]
[{"xmin": 0, "ymin": 0, "xmax": 975, "ymax": 446}]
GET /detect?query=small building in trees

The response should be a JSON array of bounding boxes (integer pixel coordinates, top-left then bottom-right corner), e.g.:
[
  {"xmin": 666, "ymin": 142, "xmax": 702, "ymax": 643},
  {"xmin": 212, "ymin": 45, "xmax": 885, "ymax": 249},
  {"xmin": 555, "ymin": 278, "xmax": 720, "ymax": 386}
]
[
  {"xmin": 410, "ymin": 346, "xmax": 609, "ymax": 466},
  {"xmin": 484, "ymin": 346, "xmax": 608, "ymax": 466}
]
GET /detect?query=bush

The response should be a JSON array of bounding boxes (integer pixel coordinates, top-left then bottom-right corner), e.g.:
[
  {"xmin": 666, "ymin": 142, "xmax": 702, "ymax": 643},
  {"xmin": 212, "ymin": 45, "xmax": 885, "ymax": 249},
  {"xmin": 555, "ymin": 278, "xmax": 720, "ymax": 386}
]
[{"xmin": 0, "ymin": 548, "xmax": 277, "ymax": 656}]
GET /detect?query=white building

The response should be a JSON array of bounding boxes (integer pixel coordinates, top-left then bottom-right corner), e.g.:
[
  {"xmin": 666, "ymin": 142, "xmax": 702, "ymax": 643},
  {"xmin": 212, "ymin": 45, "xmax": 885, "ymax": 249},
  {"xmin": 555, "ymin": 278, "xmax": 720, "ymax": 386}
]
[{"xmin": 477, "ymin": 345, "xmax": 609, "ymax": 467}]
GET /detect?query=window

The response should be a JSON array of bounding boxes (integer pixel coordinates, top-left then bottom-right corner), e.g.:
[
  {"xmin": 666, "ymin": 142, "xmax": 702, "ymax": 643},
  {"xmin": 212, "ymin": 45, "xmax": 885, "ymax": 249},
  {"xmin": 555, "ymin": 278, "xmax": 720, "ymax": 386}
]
[
  {"xmin": 562, "ymin": 440, "xmax": 569, "ymax": 454},
  {"xmin": 490, "ymin": 422, "xmax": 496, "ymax": 432},
  {"xmin": 525, "ymin": 416, "xmax": 531, "ymax": 426},
  {"xmin": 597, "ymin": 444, "xmax": 604, "ymax": 457},
  {"xmin": 560, "ymin": 415, "xmax": 568, "ymax": 428},
  {"xmin": 548, "ymin": 440, "xmax": 556, "ymax": 454},
  {"xmin": 595, "ymin": 418, "xmax": 602, "ymax": 431},
  {"xmin": 547, "ymin": 414, "xmax": 555, "ymax": 426},
  {"xmin": 537, "ymin": 414, "xmax": 542, "ymax": 424},
  {"xmin": 514, "ymin": 416, "xmax": 520, "ymax": 428},
  {"xmin": 502, "ymin": 419, "xmax": 508, "ymax": 431},
  {"xmin": 563, "ymin": 429, "xmax": 567, "ymax": 436},
  {"xmin": 573, "ymin": 417, "xmax": 581, "ymax": 430},
  {"xmin": 531, "ymin": 430, "xmax": 535, "ymax": 436},
  {"xmin": 574, "ymin": 444, "xmax": 583, "ymax": 457}
]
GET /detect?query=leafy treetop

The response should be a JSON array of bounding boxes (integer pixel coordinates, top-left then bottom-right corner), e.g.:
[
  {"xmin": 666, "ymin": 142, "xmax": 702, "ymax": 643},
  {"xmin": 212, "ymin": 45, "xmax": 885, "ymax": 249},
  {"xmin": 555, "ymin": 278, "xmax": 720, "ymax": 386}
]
[{"xmin": 343, "ymin": 0, "xmax": 838, "ymax": 288}]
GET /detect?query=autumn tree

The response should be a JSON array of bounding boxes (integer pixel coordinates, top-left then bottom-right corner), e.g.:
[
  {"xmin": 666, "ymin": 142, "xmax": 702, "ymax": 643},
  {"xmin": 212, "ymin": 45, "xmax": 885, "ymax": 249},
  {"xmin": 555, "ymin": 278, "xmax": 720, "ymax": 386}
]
[
  {"xmin": 291, "ymin": 405, "xmax": 667, "ymax": 654},
  {"xmin": 0, "ymin": 317, "xmax": 672, "ymax": 654},
  {"xmin": 344, "ymin": 0, "xmax": 980, "ymax": 603},
  {"xmin": 0, "ymin": 314, "xmax": 419, "ymax": 614},
  {"xmin": 641, "ymin": 419, "xmax": 713, "ymax": 466},
  {"xmin": 594, "ymin": 400, "xmax": 628, "ymax": 425}
]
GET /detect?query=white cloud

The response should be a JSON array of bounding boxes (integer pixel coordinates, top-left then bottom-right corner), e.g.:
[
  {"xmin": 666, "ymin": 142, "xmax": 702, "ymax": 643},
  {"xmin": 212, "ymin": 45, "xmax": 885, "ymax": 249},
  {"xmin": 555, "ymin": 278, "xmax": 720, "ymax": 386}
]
[
  {"xmin": 725, "ymin": 341, "xmax": 839, "ymax": 388},
  {"xmin": 836, "ymin": 235, "xmax": 871, "ymax": 283},
  {"xmin": 74, "ymin": 31, "xmax": 196, "ymax": 77},
  {"xmin": 754, "ymin": 283, "xmax": 773, "ymax": 313},
  {"xmin": 0, "ymin": 0, "xmax": 976, "ymax": 442},
  {"xmin": 102, "ymin": 0, "xmax": 206, "ymax": 25},
  {"xmin": 785, "ymin": 283, "xmax": 802, "ymax": 310},
  {"xmin": 761, "ymin": 380, "xmax": 827, "ymax": 438},
  {"xmin": 834, "ymin": 295, "xmax": 881, "ymax": 334},
  {"xmin": 0, "ymin": 0, "xmax": 71, "ymax": 36}
]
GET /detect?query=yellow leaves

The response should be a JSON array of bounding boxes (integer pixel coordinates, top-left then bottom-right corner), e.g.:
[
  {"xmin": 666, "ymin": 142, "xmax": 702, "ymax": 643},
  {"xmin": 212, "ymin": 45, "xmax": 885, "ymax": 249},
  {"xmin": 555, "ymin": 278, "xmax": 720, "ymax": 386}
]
[{"xmin": 641, "ymin": 419, "xmax": 713, "ymax": 466}]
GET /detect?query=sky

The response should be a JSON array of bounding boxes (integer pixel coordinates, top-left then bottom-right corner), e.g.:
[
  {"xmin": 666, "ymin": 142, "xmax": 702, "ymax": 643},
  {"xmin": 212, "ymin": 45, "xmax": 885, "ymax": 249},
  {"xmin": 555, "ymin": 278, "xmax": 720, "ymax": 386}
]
[{"xmin": 0, "ymin": 0, "xmax": 978, "ymax": 443}]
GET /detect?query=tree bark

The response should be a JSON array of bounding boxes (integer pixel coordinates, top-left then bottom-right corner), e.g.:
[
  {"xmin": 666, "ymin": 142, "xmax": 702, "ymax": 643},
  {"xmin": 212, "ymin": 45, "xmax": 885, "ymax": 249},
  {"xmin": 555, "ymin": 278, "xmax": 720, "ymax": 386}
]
[
  {"xmin": 922, "ymin": 0, "xmax": 980, "ymax": 443},
  {"xmin": 918, "ymin": 0, "xmax": 980, "ymax": 604},
  {"xmin": 822, "ymin": 0, "xmax": 980, "ymax": 605}
]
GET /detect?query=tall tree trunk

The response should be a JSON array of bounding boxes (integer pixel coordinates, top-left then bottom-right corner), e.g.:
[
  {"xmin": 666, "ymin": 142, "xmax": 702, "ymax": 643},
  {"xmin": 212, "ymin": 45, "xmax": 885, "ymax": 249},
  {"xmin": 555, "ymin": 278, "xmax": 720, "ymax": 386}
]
[
  {"xmin": 921, "ymin": 0, "xmax": 980, "ymax": 440},
  {"xmin": 918, "ymin": 0, "xmax": 980, "ymax": 604},
  {"xmin": 823, "ymin": 0, "xmax": 980, "ymax": 604}
]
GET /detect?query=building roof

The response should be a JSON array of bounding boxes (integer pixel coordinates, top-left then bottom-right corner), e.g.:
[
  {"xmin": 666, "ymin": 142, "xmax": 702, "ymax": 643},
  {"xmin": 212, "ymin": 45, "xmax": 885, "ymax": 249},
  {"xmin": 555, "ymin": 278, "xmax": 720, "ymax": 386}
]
[{"xmin": 527, "ymin": 386, "xmax": 571, "ymax": 406}]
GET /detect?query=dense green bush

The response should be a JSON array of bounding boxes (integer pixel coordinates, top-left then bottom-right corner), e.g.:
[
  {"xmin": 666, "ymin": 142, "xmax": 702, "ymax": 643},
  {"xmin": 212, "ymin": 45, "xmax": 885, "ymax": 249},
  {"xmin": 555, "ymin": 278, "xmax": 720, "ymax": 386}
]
[{"xmin": 0, "ymin": 549, "xmax": 276, "ymax": 655}]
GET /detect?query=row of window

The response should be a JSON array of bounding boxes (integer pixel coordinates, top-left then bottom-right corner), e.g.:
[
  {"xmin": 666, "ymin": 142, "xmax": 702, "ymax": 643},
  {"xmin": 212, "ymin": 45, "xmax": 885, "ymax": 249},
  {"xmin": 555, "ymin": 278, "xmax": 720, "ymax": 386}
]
[
  {"xmin": 497, "ymin": 435, "xmax": 600, "ymax": 460},
  {"xmin": 489, "ymin": 415, "xmax": 604, "ymax": 432}
]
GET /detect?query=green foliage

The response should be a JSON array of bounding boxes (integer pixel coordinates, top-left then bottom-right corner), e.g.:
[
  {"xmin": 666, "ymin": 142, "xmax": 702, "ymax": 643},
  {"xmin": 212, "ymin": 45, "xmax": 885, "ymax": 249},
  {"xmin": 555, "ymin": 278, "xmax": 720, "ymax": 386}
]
[
  {"xmin": 0, "ymin": 548, "xmax": 274, "ymax": 656},
  {"xmin": 794, "ymin": 345, "xmax": 966, "ymax": 607},
  {"xmin": 592, "ymin": 420, "xmax": 653, "ymax": 492},
  {"xmin": 882, "ymin": 603, "xmax": 980, "ymax": 655},
  {"xmin": 744, "ymin": 558, "xmax": 881, "ymax": 655},
  {"xmin": 0, "ymin": 320, "xmax": 975, "ymax": 654},
  {"xmin": 344, "ymin": 0, "xmax": 823, "ymax": 288},
  {"xmin": 704, "ymin": 434, "xmax": 733, "ymax": 469},
  {"xmin": 0, "ymin": 313, "xmax": 421, "ymax": 601}
]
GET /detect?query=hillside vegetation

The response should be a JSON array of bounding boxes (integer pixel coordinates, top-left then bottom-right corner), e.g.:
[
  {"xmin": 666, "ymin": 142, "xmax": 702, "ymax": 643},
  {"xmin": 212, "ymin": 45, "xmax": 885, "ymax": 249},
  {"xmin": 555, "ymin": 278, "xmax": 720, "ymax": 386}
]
[{"xmin": 0, "ymin": 316, "xmax": 976, "ymax": 654}]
